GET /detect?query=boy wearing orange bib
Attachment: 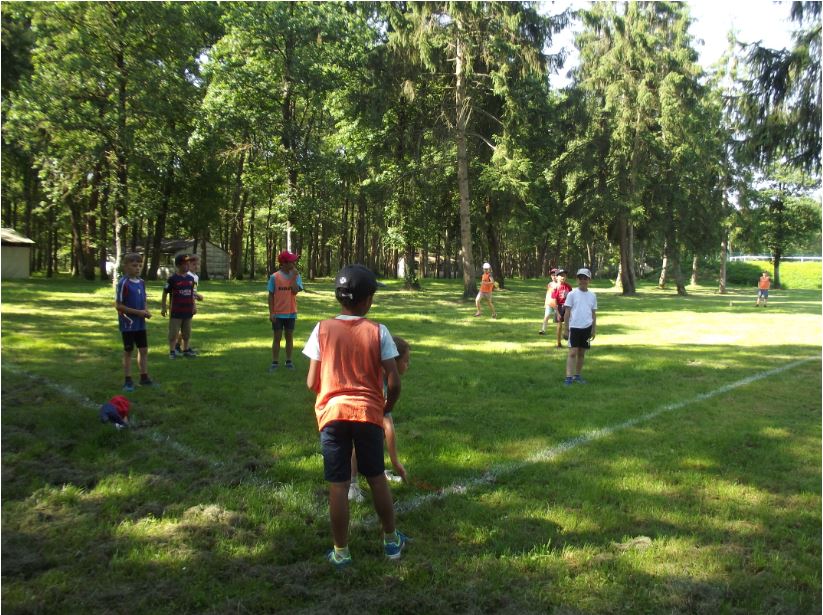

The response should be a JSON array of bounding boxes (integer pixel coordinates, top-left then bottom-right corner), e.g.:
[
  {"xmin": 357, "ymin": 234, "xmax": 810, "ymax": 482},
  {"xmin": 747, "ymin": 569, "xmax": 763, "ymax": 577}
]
[
  {"xmin": 267, "ymin": 250, "xmax": 303, "ymax": 371},
  {"xmin": 303, "ymin": 264, "xmax": 409, "ymax": 568},
  {"xmin": 474, "ymin": 262, "xmax": 498, "ymax": 319},
  {"xmin": 755, "ymin": 271, "xmax": 771, "ymax": 307}
]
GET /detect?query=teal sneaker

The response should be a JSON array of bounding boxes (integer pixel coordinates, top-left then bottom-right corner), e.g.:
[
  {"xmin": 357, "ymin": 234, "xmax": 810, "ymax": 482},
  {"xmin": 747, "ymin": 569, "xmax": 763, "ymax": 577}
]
[
  {"xmin": 384, "ymin": 531, "xmax": 409, "ymax": 560},
  {"xmin": 327, "ymin": 549, "xmax": 352, "ymax": 569}
]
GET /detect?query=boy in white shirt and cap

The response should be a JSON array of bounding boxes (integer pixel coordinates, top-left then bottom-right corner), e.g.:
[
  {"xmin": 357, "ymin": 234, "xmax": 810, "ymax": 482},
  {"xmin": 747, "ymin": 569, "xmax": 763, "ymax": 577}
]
[{"xmin": 562, "ymin": 268, "xmax": 597, "ymax": 385}]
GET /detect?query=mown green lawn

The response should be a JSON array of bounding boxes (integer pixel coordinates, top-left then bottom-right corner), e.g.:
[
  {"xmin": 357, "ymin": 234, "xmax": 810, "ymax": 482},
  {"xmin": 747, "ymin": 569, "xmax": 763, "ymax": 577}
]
[{"xmin": 2, "ymin": 276, "xmax": 820, "ymax": 614}]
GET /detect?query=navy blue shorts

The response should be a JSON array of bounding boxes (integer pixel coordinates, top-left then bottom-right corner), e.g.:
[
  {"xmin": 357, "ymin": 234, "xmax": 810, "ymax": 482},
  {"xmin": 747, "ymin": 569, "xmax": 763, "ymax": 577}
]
[
  {"xmin": 569, "ymin": 326, "xmax": 593, "ymax": 349},
  {"xmin": 121, "ymin": 330, "xmax": 148, "ymax": 352},
  {"xmin": 272, "ymin": 317, "xmax": 296, "ymax": 332},
  {"xmin": 320, "ymin": 421, "xmax": 384, "ymax": 482}
]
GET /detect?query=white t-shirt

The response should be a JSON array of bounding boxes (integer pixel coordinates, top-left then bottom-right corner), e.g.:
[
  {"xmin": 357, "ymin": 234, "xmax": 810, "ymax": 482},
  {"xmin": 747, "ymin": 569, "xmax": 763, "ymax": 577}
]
[
  {"xmin": 187, "ymin": 271, "xmax": 199, "ymax": 286},
  {"xmin": 302, "ymin": 315, "xmax": 398, "ymax": 361},
  {"xmin": 564, "ymin": 288, "xmax": 597, "ymax": 328}
]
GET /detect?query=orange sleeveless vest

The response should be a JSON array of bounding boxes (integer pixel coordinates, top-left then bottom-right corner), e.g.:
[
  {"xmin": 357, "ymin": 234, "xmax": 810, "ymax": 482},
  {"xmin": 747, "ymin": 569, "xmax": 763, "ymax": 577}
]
[
  {"xmin": 480, "ymin": 272, "xmax": 494, "ymax": 293},
  {"xmin": 271, "ymin": 271, "xmax": 298, "ymax": 315},
  {"xmin": 314, "ymin": 318, "xmax": 385, "ymax": 431}
]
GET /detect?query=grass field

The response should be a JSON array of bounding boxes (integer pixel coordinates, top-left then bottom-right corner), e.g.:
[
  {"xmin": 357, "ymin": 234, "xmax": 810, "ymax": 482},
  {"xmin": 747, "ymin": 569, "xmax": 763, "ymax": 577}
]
[{"xmin": 2, "ymin": 276, "xmax": 821, "ymax": 614}]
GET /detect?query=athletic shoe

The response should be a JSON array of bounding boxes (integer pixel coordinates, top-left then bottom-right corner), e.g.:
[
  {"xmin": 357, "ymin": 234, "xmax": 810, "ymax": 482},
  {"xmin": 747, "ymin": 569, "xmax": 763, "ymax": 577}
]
[
  {"xmin": 122, "ymin": 381, "xmax": 135, "ymax": 393},
  {"xmin": 573, "ymin": 375, "xmax": 588, "ymax": 384},
  {"xmin": 169, "ymin": 350, "xmax": 180, "ymax": 360},
  {"xmin": 473, "ymin": 312, "xmax": 482, "ymax": 317},
  {"xmin": 538, "ymin": 330, "xmax": 545, "ymax": 335},
  {"xmin": 285, "ymin": 360, "xmax": 295, "ymax": 370},
  {"xmin": 563, "ymin": 377, "xmax": 573, "ymax": 386},
  {"xmin": 175, "ymin": 343, "xmax": 182, "ymax": 352},
  {"xmin": 385, "ymin": 471, "xmax": 403, "ymax": 483},
  {"xmin": 384, "ymin": 531, "xmax": 409, "ymax": 560},
  {"xmin": 140, "ymin": 377, "xmax": 156, "ymax": 387},
  {"xmin": 327, "ymin": 549, "xmax": 352, "ymax": 569},
  {"xmin": 182, "ymin": 349, "xmax": 197, "ymax": 358},
  {"xmin": 268, "ymin": 362, "xmax": 279, "ymax": 373},
  {"xmin": 348, "ymin": 483, "xmax": 365, "ymax": 502}
]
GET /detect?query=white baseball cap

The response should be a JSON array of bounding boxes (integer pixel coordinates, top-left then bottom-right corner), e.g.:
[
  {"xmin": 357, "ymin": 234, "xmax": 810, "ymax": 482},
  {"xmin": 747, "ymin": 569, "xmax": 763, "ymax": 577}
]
[
  {"xmin": 576, "ymin": 268, "xmax": 592, "ymax": 278},
  {"xmin": 482, "ymin": 262, "xmax": 491, "ymax": 269}
]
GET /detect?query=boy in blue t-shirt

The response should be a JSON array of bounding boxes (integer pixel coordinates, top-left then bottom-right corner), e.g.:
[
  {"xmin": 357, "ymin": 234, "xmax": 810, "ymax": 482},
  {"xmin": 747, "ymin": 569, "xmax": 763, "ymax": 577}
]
[{"xmin": 115, "ymin": 253, "xmax": 153, "ymax": 391}]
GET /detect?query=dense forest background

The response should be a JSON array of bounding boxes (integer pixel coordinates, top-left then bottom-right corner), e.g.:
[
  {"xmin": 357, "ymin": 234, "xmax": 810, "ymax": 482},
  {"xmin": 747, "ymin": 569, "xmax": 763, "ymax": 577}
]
[{"xmin": 1, "ymin": 1, "xmax": 820, "ymax": 295}]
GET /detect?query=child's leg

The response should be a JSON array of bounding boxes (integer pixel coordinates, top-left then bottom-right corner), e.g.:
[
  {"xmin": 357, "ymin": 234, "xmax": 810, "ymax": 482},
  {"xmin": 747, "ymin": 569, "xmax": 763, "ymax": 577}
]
[
  {"xmin": 272, "ymin": 329, "xmax": 283, "ymax": 362},
  {"xmin": 123, "ymin": 349, "xmax": 133, "ymax": 379},
  {"xmin": 365, "ymin": 473, "xmax": 396, "ymax": 535},
  {"xmin": 137, "ymin": 346, "xmax": 148, "ymax": 377},
  {"xmin": 180, "ymin": 318, "xmax": 192, "ymax": 351},
  {"xmin": 566, "ymin": 347, "xmax": 578, "ymax": 377},
  {"xmin": 474, "ymin": 294, "xmax": 482, "ymax": 314},
  {"xmin": 328, "ymin": 482, "xmax": 351, "ymax": 548},
  {"xmin": 168, "ymin": 320, "xmax": 179, "ymax": 353},
  {"xmin": 575, "ymin": 348, "xmax": 587, "ymax": 375},
  {"xmin": 487, "ymin": 296, "xmax": 496, "ymax": 317},
  {"xmin": 351, "ymin": 450, "xmax": 359, "ymax": 480},
  {"xmin": 284, "ymin": 329, "xmax": 294, "ymax": 361}
]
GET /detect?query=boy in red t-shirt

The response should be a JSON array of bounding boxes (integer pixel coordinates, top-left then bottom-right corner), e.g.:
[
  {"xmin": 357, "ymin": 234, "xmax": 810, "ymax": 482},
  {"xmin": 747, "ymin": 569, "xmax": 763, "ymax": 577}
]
[
  {"xmin": 551, "ymin": 269, "xmax": 573, "ymax": 348},
  {"xmin": 303, "ymin": 264, "xmax": 409, "ymax": 568}
]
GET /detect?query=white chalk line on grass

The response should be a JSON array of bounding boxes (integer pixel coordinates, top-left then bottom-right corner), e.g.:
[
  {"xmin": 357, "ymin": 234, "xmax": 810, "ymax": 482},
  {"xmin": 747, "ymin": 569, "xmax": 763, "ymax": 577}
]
[
  {"xmin": 361, "ymin": 355, "xmax": 819, "ymax": 526},
  {"xmin": 5, "ymin": 357, "xmax": 818, "ymax": 525}
]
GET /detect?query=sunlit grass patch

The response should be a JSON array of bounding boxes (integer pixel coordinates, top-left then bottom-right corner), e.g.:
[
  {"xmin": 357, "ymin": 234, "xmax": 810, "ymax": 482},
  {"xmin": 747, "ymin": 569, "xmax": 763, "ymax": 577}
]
[{"xmin": 1, "ymin": 277, "xmax": 820, "ymax": 613}]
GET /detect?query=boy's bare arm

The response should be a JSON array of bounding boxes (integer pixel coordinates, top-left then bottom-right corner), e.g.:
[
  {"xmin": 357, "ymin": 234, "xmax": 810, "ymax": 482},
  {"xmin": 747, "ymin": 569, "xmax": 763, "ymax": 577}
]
[
  {"xmin": 268, "ymin": 291, "xmax": 275, "ymax": 317},
  {"xmin": 160, "ymin": 289, "xmax": 169, "ymax": 317},
  {"xmin": 383, "ymin": 414, "xmax": 407, "ymax": 481},
  {"xmin": 382, "ymin": 357, "xmax": 401, "ymax": 415},
  {"xmin": 116, "ymin": 302, "xmax": 151, "ymax": 319},
  {"xmin": 306, "ymin": 359, "xmax": 321, "ymax": 392},
  {"xmin": 590, "ymin": 311, "xmax": 596, "ymax": 339}
]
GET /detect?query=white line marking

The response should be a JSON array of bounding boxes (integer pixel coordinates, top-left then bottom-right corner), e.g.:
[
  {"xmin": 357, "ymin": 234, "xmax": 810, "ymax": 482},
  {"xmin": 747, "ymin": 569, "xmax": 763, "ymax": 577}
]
[{"xmin": 377, "ymin": 356, "xmax": 820, "ymax": 522}]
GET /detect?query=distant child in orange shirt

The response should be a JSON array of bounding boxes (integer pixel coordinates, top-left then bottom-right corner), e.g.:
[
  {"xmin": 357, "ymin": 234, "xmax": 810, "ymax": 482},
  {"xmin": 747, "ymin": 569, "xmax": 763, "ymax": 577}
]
[
  {"xmin": 268, "ymin": 250, "xmax": 304, "ymax": 371},
  {"xmin": 474, "ymin": 262, "xmax": 497, "ymax": 319},
  {"xmin": 303, "ymin": 264, "xmax": 409, "ymax": 568},
  {"xmin": 755, "ymin": 272, "xmax": 771, "ymax": 307}
]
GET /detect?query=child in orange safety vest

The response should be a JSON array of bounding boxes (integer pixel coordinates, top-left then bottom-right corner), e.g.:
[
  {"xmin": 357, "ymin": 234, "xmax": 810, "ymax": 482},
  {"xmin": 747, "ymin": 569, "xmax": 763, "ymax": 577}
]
[
  {"xmin": 267, "ymin": 250, "xmax": 304, "ymax": 371},
  {"xmin": 474, "ymin": 262, "xmax": 498, "ymax": 319}
]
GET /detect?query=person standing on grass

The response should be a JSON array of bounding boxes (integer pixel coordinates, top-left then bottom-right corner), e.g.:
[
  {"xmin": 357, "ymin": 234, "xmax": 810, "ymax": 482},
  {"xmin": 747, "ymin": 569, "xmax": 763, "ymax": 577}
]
[
  {"xmin": 176, "ymin": 253, "xmax": 204, "ymax": 353},
  {"xmin": 562, "ymin": 268, "xmax": 597, "ymax": 386},
  {"xmin": 268, "ymin": 250, "xmax": 303, "ymax": 372},
  {"xmin": 349, "ymin": 335, "xmax": 410, "ymax": 503},
  {"xmin": 303, "ymin": 264, "xmax": 409, "ymax": 568},
  {"xmin": 115, "ymin": 253, "xmax": 154, "ymax": 391},
  {"xmin": 551, "ymin": 269, "xmax": 573, "ymax": 349},
  {"xmin": 538, "ymin": 268, "xmax": 559, "ymax": 336},
  {"xmin": 755, "ymin": 271, "xmax": 771, "ymax": 307},
  {"xmin": 161, "ymin": 254, "xmax": 197, "ymax": 359},
  {"xmin": 474, "ymin": 262, "xmax": 497, "ymax": 319}
]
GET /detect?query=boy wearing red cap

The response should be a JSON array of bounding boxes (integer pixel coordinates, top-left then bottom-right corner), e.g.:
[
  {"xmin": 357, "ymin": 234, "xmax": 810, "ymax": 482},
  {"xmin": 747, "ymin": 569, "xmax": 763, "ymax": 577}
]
[{"xmin": 267, "ymin": 250, "xmax": 304, "ymax": 371}]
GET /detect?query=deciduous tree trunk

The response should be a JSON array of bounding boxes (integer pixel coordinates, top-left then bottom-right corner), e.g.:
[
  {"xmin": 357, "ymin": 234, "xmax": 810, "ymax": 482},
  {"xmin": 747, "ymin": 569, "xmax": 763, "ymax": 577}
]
[{"xmin": 455, "ymin": 27, "xmax": 477, "ymax": 298}]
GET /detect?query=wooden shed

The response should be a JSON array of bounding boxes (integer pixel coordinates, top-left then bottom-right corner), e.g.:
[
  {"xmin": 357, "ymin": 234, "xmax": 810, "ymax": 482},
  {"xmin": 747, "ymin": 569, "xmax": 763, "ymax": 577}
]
[
  {"xmin": 158, "ymin": 239, "xmax": 230, "ymax": 279},
  {"xmin": 1, "ymin": 228, "xmax": 35, "ymax": 279}
]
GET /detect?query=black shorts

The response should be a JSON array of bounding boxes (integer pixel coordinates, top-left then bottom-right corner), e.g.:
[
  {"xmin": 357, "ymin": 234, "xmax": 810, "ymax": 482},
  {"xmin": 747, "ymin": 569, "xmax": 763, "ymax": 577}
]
[
  {"xmin": 320, "ymin": 421, "xmax": 385, "ymax": 482},
  {"xmin": 272, "ymin": 317, "xmax": 296, "ymax": 332},
  {"xmin": 121, "ymin": 330, "xmax": 148, "ymax": 352},
  {"xmin": 569, "ymin": 326, "xmax": 593, "ymax": 349},
  {"xmin": 555, "ymin": 305, "xmax": 566, "ymax": 323}
]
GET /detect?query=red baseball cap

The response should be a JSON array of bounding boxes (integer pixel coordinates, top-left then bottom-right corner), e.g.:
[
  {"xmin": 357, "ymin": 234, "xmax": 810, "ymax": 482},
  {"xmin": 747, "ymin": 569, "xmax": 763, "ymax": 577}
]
[
  {"xmin": 278, "ymin": 250, "xmax": 299, "ymax": 263},
  {"xmin": 109, "ymin": 395, "xmax": 130, "ymax": 419}
]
